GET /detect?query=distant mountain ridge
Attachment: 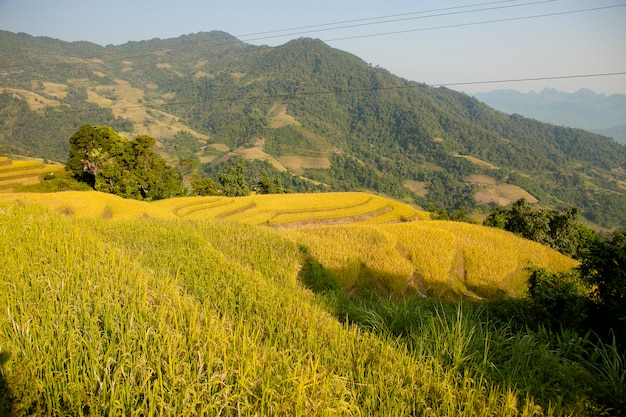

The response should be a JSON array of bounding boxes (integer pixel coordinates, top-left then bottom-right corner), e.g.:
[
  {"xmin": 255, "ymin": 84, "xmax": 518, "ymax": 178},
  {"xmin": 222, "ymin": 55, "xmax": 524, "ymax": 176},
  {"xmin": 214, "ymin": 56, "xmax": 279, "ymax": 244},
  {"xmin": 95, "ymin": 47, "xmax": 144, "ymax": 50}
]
[
  {"xmin": 473, "ymin": 88, "xmax": 626, "ymax": 144},
  {"xmin": 1, "ymin": 30, "xmax": 625, "ymax": 227}
]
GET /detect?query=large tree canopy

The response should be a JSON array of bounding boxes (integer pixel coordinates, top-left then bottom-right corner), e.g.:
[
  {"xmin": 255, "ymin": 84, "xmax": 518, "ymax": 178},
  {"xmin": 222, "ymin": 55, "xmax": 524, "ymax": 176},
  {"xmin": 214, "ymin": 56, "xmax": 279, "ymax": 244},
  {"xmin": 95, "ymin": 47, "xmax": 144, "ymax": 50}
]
[{"xmin": 66, "ymin": 124, "xmax": 184, "ymax": 200}]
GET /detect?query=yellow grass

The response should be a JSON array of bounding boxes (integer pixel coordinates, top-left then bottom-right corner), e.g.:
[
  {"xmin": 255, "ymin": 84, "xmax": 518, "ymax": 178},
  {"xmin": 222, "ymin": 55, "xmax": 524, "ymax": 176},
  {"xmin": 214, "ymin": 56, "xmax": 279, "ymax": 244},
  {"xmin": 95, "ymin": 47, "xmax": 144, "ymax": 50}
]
[
  {"xmin": 0, "ymin": 191, "xmax": 423, "ymax": 226},
  {"xmin": 286, "ymin": 220, "xmax": 577, "ymax": 298},
  {"xmin": 85, "ymin": 80, "xmax": 208, "ymax": 140},
  {"xmin": 466, "ymin": 174, "xmax": 497, "ymax": 185},
  {"xmin": 0, "ymin": 159, "xmax": 43, "ymax": 172},
  {"xmin": 0, "ymin": 158, "xmax": 63, "ymax": 192},
  {"xmin": 416, "ymin": 221, "xmax": 577, "ymax": 296},
  {"xmin": 41, "ymin": 82, "xmax": 68, "ymax": 99},
  {"xmin": 194, "ymin": 59, "xmax": 208, "ymax": 69},
  {"xmin": 0, "ymin": 190, "xmax": 576, "ymax": 299},
  {"xmin": 475, "ymin": 184, "xmax": 538, "ymax": 205},
  {"xmin": 194, "ymin": 71, "xmax": 212, "ymax": 78},
  {"xmin": 279, "ymin": 156, "xmax": 331, "ymax": 175},
  {"xmin": 404, "ymin": 180, "xmax": 428, "ymax": 197},
  {"xmin": 1, "ymin": 88, "xmax": 60, "ymax": 110},
  {"xmin": 0, "ymin": 165, "xmax": 63, "ymax": 180},
  {"xmin": 268, "ymin": 102, "xmax": 300, "ymax": 128},
  {"xmin": 454, "ymin": 155, "xmax": 498, "ymax": 168},
  {"xmin": 209, "ymin": 143, "xmax": 230, "ymax": 152}
]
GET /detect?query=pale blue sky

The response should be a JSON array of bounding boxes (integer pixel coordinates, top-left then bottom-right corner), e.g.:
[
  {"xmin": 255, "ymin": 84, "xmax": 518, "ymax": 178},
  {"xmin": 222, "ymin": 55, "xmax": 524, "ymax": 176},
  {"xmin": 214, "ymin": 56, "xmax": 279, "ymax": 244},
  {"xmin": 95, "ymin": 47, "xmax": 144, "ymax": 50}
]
[{"xmin": 1, "ymin": 0, "xmax": 625, "ymax": 94}]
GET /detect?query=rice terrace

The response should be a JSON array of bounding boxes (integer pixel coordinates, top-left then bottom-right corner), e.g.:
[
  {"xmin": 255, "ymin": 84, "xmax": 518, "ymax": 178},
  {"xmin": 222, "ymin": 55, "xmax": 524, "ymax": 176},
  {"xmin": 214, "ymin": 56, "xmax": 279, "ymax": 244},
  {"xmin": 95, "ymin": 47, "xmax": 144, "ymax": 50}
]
[
  {"xmin": 1, "ymin": 25, "xmax": 625, "ymax": 417},
  {"xmin": 2, "ymin": 179, "xmax": 624, "ymax": 415}
]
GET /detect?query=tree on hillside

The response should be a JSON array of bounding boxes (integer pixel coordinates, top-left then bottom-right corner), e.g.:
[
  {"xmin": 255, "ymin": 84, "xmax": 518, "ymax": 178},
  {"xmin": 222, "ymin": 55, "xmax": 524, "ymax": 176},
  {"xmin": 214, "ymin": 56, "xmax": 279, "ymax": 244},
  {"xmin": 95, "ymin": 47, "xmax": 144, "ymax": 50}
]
[
  {"xmin": 66, "ymin": 124, "xmax": 185, "ymax": 200},
  {"xmin": 256, "ymin": 171, "xmax": 284, "ymax": 194},
  {"xmin": 484, "ymin": 199, "xmax": 586, "ymax": 257},
  {"xmin": 217, "ymin": 158, "xmax": 250, "ymax": 197},
  {"xmin": 579, "ymin": 231, "xmax": 626, "ymax": 345}
]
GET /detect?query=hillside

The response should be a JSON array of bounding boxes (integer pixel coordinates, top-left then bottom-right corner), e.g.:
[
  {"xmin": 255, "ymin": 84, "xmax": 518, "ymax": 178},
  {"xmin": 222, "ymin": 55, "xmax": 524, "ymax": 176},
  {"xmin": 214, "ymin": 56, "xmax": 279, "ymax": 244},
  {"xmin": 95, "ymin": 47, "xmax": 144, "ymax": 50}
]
[
  {"xmin": 1, "ymin": 194, "xmax": 600, "ymax": 416},
  {"xmin": 1, "ymin": 30, "xmax": 625, "ymax": 227}
]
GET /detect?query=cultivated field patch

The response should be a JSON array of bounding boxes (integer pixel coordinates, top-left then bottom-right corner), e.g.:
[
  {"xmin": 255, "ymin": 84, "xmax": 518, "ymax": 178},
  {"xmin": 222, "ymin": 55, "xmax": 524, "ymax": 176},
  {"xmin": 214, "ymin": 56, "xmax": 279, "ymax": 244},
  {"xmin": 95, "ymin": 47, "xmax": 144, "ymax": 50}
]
[
  {"xmin": 279, "ymin": 156, "xmax": 330, "ymax": 175},
  {"xmin": 454, "ymin": 154, "xmax": 498, "ymax": 168},
  {"xmin": 41, "ymin": 82, "xmax": 68, "ymax": 99},
  {"xmin": 268, "ymin": 102, "xmax": 300, "ymax": 128},
  {"xmin": 0, "ymin": 158, "xmax": 64, "ymax": 192},
  {"xmin": 1, "ymin": 88, "xmax": 60, "ymax": 110},
  {"xmin": 474, "ymin": 184, "xmax": 538, "ymax": 206},
  {"xmin": 404, "ymin": 180, "xmax": 428, "ymax": 197}
]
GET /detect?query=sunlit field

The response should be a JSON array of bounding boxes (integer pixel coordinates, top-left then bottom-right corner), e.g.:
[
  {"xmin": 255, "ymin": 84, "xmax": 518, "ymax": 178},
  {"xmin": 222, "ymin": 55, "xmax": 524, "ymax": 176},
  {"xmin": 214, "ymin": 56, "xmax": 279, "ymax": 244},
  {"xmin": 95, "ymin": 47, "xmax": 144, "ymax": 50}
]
[
  {"xmin": 3, "ymin": 191, "xmax": 612, "ymax": 416},
  {"xmin": 1, "ymin": 200, "xmax": 595, "ymax": 416},
  {"xmin": 0, "ymin": 158, "xmax": 64, "ymax": 192}
]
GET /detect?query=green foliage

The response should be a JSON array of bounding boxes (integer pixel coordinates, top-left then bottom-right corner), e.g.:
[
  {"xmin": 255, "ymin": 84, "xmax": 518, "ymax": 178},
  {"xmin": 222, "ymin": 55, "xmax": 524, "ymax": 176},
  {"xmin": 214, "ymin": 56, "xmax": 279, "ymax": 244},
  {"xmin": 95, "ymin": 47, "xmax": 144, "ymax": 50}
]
[
  {"xmin": 299, "ymin": 255, "xmax": 342, "ymax": 294},
  {"xmin": 526, "ymin": 267, "xmax": 590, "ymax": 332},
  {"xmin": 190, "ymin": 175, "xmax": 219, "ymax": 196},
  {"xmin": 255, "ymin": 170, "xmax": 284, "ymax": 194},
  {"xmin": 579, "ymin": 231, "xmax": 626, "ymax": 346},
  {"xmin": 66, "ymin": 125, "xmax": 185, "ymax": 200},
  {"xmin": 484, "ymin": 198, "xmax": 586, "ymax": 257},
  {"xmin": 429, "ymin": 206, "xmax": 477, "ymax": 223},
  {"xmin": 203, "ymin": 157, "xmax": 325, "ymax": 194},
  {"xmin": 217, "ymin": 158, "xmax": 250, "ymax": 196},
  {"xmin": 328, "ymin": 295, "xmax": 610, "ymax": 415}
]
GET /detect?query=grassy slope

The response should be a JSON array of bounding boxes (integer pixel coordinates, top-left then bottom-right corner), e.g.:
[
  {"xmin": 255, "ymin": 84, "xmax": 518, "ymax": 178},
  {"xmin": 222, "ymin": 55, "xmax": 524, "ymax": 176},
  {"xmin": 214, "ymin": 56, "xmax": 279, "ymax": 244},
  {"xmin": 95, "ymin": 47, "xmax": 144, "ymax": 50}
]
[
  {"xmin": 0, "ymin": 200, "xmax": 580, "ymax": 416},
  {"xmin": 0, "ymin": 190, "xmax": 576, "ymax": 300}
]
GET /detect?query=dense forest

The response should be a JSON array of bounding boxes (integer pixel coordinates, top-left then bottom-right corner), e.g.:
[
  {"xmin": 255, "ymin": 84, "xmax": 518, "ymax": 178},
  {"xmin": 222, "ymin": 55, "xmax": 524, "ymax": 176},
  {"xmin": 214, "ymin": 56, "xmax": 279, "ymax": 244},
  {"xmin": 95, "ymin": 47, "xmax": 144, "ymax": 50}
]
[{"xmin": 1, "ymin": 31, "xmax": 625, "ymax": 227}]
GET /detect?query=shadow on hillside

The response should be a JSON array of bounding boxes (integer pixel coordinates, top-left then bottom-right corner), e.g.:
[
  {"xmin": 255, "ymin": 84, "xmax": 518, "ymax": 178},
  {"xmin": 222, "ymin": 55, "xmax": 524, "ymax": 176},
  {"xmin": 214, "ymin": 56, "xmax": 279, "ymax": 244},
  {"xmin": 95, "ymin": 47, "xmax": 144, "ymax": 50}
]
[
  {"xmin": 299, "ymin": 253, "xmax": 421, "ymax": 300},
  {"xmin": 0, "ymin": 351, "xmax": 13, "ymax": 417}
]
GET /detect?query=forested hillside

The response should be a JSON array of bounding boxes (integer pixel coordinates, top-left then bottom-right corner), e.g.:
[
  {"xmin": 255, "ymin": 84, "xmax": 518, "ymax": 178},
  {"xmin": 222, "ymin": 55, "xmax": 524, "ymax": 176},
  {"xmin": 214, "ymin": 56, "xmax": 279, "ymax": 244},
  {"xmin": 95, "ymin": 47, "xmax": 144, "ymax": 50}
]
[{"xmin": 1, "ymin": 30, "xmax": 625, "ymax": 227}]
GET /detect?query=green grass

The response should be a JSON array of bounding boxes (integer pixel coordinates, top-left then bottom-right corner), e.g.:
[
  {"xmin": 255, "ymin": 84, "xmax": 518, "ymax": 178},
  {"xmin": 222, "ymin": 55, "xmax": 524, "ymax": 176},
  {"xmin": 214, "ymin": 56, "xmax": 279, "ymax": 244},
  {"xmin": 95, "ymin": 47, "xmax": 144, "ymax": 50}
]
[{"xmin": 2, "ymin": 201, "xmax": 614, "ymax": 416}]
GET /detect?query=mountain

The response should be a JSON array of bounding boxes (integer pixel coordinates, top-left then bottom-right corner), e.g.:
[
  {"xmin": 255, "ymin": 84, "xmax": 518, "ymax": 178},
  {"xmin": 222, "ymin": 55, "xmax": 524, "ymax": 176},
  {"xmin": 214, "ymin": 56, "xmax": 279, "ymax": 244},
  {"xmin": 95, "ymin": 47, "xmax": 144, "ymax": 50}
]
[
  {"xmin": 473, "ymin": 88, "xmax": 626, "ymax": 144},
  {"xmin": 1, "ymin": 30, "xmax": 625, "ymax": 228}
]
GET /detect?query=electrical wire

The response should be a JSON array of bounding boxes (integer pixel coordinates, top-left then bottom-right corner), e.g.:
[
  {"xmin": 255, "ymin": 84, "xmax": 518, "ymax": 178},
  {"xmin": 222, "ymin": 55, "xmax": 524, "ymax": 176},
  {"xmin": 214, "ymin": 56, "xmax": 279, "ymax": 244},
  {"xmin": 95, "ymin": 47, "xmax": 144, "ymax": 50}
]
[
  {"xmin": 325, "ymin": 3, "xmax": 626, "ymax": 42},
  {"xmin": 0, "ymin": 0, "xmax": 565, "ymax": 70},
  {"xmin": 239, "ymin": 0, "xmax": 558, "ymax": 43},
  {"xmin": 235, "ymin": 0, "xmax": 523, "ymax": 38}
]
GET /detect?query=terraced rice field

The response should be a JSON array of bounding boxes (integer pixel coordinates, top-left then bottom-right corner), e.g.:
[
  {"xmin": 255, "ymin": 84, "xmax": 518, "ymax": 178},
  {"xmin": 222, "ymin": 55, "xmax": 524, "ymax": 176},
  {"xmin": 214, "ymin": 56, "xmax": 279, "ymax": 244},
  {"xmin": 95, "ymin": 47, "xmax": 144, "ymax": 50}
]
[
  {"xmin": 0, "ymin": 191, "xmax": 425, "ymax": 226},
  {"xmin": 0, "ymin": 158, "xmax": 64, "ymax": 192},
  {"xmin": 0, "ymin": 189, "xmax": 577, "ymax": 300}
]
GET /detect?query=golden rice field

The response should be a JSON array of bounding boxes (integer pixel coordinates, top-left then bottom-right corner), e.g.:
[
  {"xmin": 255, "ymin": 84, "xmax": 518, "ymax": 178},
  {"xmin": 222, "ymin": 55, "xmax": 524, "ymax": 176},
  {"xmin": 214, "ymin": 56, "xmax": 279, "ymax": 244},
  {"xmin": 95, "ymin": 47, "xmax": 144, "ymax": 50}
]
[
  {"xmin": 2, "ymin": 201, "xmax": 578, "ymax": 416},
  {"xmin": 285, "ymin": 221, "xmax": 576, "ymax": 299},
  {"xmin": 0, "ymin": 158, "xmax": 64, "ymax": 192},
  {"xmin": 0, "ymin": 190, "xmax": 576, "ymax": 300}
]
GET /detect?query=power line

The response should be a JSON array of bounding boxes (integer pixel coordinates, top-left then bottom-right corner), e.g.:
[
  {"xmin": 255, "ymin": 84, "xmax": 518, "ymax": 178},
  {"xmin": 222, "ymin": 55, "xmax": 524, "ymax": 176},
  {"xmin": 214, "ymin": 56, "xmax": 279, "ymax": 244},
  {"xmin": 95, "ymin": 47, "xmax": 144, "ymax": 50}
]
[
  {"xmin": 325, "ymin": 4, "xmax": 626, "ymax": 42},
  {"xmin": 0, "ymin": 0, "xmax": 561, "ymax": 71},
  {"xmin": 235, "ymin": 0, "xmax": 523, "ymax": 38},
  {"xmin": 239, "ymin": 0, "xmax": 557, "ymax": 43},
  {"xmin": 4, "ymin": 71, "xmax": 624, "ymax": 117}
]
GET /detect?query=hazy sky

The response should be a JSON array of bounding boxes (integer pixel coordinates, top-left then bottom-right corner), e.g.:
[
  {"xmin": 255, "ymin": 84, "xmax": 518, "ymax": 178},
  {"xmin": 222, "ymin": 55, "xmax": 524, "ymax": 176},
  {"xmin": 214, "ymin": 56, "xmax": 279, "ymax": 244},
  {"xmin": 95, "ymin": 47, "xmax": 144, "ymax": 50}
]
[{"xmin": 1, "ymin": 0, "xmax": 625, "ymax": 94}]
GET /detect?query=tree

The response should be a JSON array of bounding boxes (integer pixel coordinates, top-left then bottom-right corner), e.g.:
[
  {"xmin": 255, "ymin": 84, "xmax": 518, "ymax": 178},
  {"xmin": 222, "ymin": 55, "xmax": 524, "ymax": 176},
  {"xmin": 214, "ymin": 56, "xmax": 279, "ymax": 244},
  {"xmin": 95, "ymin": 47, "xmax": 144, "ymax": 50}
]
[
  {"xmin": 578, "ymin": 231, "xmax": 626, "ymax": 345},
  {"xmin": 66, "ymin": 124, "xmax": 125, "ymax": 186},
  {"xmin": 218, "ymin": 158, "xmax": 250, "ymax": 196},
  {"xmin": 256, "ymin": 171, "xmax": 284, "ymax": 194},
  {"xmin": 66, "ymin": 125, "xmax": 184, "ymax": 200},
  {"xmin": 484, "ymin": 199, "xmax": 586, "ymax": 257},
  {"xmin": 191, "ymin": 175, "xmax": 219, "ymax": 196}
]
